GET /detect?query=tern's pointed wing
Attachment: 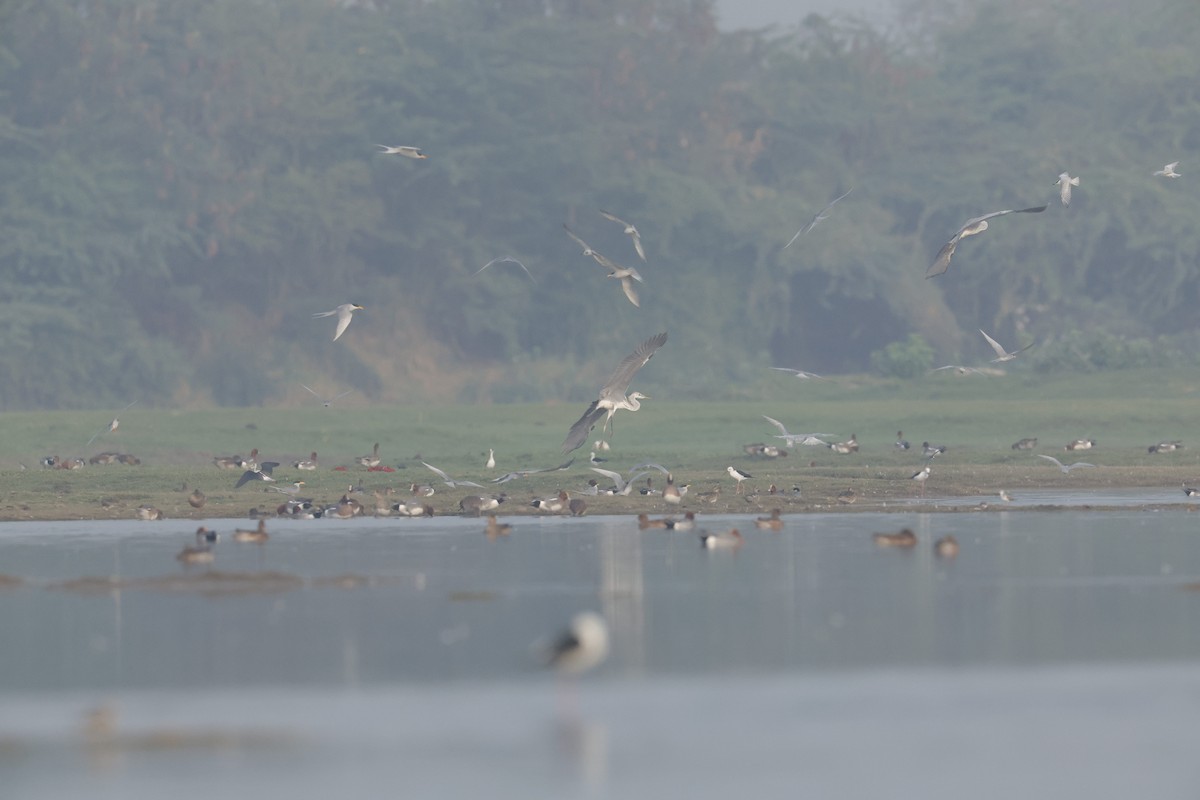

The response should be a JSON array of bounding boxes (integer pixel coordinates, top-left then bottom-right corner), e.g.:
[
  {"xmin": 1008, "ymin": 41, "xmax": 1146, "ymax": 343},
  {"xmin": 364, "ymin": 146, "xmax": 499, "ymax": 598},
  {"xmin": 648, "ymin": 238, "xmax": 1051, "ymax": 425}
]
[
  {"xmin": 619, "ymin": 277, "xmax": 640, "ymax": 307},
  {"xmin": 590, "ymin": 467, "xmax": 626, "ymax": 491},
  {"xmin": 333, "ymin": 308, "xmax": 355, "ymax": 341},
  {"xmin": 1036, "ymin": 454, "xmax": 1065, "ymax": 469},
  {"xmin": 599, "ymin": 210, "xmax": 629, "ymax": 227},
  {"xmin": 979, "ymin": 329, "xmax": 1008, "ymax": 359},
  {"xmin": 598, "ymin": 332, "xmax": 667, "ymax": 400},
  {"xmin": 301, "ymin": 384, "xmax": 321, "ymax": 398},
  {"xmin": 762, "ymin": 415, "xmax": 789, "ymax": 436},
  {"xmin": 313, "ymin": 309, "xmax": 337, "ymax": 318},
  {"xmin": 563, "ymin": 224, "xmax": 592, "ymax": 253},
  {"xmin": 631, "ymin": 233, "xmax": 646, "ymax": 261},
  {"xmin": 422, "ymin": 462, "xmax": 451, "ymax": 481}
]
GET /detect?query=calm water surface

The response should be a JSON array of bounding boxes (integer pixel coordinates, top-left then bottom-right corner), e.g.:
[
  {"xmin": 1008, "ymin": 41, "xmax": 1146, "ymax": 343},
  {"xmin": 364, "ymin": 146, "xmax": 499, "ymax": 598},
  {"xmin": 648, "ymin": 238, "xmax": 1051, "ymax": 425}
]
[{"xmin": 3, "ymin": 509, "xmax": 1199, "ymax": 798}]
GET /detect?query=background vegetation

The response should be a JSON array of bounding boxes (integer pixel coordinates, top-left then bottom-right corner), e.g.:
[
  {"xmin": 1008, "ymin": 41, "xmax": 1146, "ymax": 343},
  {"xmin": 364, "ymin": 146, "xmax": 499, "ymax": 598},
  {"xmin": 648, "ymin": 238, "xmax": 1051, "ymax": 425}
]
[{"xmin": 0, "ymin": 0, "xmax": 1197, "ymax": 409}]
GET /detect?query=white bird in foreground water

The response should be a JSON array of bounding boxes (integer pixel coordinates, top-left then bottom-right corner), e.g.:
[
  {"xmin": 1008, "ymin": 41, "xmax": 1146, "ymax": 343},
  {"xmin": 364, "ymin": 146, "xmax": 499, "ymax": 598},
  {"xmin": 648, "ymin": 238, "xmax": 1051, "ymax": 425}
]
[
  {"xmin": 376, "ymin": 144, "xmax": 427, "ymax": 159},
  {"xmin": 1154, "ymin": 161, "xmax": 1181, "ymax": 178},
  {"xmin": 540, "ymin": 612, "xmax": 609, "ymax": 675},
  {"xmin": 1054, "ymin": 172, "xmax": 1080, "ymax": 207},
  {"xmin": 1037, "ymin": 454, "xmax": 1096, "ymax": 473},
  {"xmin": 979, "ymin": 329, "xmax": 1034, "ymax": 363},
  {"xmin": 313, "ymin": 304, "xmax": 364, "ymax": 341}
]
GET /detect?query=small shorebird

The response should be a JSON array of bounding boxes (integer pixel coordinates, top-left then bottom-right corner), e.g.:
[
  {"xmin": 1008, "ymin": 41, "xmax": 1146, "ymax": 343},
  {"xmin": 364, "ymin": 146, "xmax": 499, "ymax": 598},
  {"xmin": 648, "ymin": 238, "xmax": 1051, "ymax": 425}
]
[
  {"xmin": 599, "ymin": 210, "xmax": 646, "ymax": 261},
  {"xmin": 934, "ymin": 535, "xmax": 959, "ymax": 559},
  {"xmin": 754, "ymin": 509, "xmax": 784, "ymax": 531},
  {"xmin": 313, "ymin": 304, "xmax": 364, "ymax": 342},
  {"xmin": 1037, "ymin": 454, "xmax": 1096, "ymax": 473},
  {"xmin": 486, "ymin": 449, "xmax": 495, "ymax": 469},
  {"xmin": 926, "ymin": 205, "xmax": 1048, "ymax": 278},
  {"xmin": 177, "ymin": 527, "xmax": 218, "ymax": 564},
  {"xmin": 188, "ymin": 489, "xmax": 206, "ymax": 509},
  {"xmin": 293, "ymin": 452, "xmax": 319, "ymax": 470},
  {"xmin": 376, "ymin": 144, "xmax": 426, "ymax": 159},
  {"xmin": 233, "ymin": 519, "xmax": 269, "ymax": 544},
  {"xmin": 911, "ymin": 465, "xmax": 931, "ymax": 497},
  {"xmin": 1054, "ymin": 172, "xmax": 1080, "ymax": 206},
  {"xmin": 301, "ymin": 384, "xmax": 353, "ymax": 407},
  {"xmin": 784, "ymin": 187, "xmax": 854, "ymax": 247},
  {"xmin": 980, "ymin": 329, "xmax": 1034, "ymax": 362},
  {"xmin": 873, "ymin": 528, "xmax": 917, "ymax": 548},
  {"xmin": 485, "ymin": 514, "xmax": 512, "ymax": 539},
  {"xmin": 698, "ymin": 528, "xmax": 743, "ymax": 550},
  {"xmin": 357, "ymin": 442, "xmax": 381, "ymax": 468},
  {"xmin": 474, "ymin": 256, "xmax": 534, "ymax": 282},
  {"xmin": 562, "ymin": 332, "xmax": 667, "ymax": 453},
  {"xmin": 727, "ymin": 466, "xmax": 752, "ymax": 494},
  {"xmin": 541, "ymin": 612, "xmax": 609, "ymax": 676},
  {"xmin": 1154, "ymin": 161, "xmax": 1181, "ymax": 178}
]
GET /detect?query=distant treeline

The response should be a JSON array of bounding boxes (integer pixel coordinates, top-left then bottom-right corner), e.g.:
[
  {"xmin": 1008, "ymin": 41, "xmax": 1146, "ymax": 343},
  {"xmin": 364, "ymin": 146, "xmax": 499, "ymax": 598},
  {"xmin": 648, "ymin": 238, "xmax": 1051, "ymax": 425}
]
[{"xmin": 0, "ymin": 0, "xmax": 1196, "ymax": 408}]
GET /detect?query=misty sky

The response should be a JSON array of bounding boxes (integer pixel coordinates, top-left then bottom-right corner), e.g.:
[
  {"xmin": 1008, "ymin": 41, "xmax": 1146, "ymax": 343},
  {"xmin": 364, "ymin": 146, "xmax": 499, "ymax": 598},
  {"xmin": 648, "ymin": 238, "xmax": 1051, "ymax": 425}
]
[{"xmin": 715, "ymin": 0, "xmax": 897, "ymax": 29}]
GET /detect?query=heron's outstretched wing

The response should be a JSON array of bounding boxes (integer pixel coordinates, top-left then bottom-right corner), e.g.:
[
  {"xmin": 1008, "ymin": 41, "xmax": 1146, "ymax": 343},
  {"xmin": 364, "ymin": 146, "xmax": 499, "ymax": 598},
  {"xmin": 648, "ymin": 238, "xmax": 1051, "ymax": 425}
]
[
  {"xmin": 926, "ymin": 238, "xmax": 958, "ymax": 278},
  {"xmin": 598, "ymin": 332, "xmax": 668, "ymax": 401},
  {"xmin": 563, "ymin": 401, "xmax": 605, "ymax": 453}
]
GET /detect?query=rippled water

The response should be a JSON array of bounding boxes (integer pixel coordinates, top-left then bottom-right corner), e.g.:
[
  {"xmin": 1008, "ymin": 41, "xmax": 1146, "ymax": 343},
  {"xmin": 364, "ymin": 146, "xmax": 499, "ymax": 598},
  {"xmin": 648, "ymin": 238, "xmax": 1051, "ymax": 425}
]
[{"xmin": 3, "ymin": 509, "xmax": 1200, "ymax": 798}]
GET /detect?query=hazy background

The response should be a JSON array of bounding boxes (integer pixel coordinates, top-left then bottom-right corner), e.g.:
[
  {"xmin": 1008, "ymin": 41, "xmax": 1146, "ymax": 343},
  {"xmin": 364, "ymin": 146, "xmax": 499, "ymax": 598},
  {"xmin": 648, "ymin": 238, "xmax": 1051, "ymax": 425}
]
[{"xmin": 0, "ymin": 0, "xmax": 1196, "ymax": 410}]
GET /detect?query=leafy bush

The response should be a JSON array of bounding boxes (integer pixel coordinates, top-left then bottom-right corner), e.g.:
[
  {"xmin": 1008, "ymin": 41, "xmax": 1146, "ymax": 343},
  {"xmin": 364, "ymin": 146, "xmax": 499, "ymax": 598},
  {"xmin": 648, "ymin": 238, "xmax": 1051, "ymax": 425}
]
[{"xmin": 870, "ymin": 334, "xmax": 934, "ymax": 379}]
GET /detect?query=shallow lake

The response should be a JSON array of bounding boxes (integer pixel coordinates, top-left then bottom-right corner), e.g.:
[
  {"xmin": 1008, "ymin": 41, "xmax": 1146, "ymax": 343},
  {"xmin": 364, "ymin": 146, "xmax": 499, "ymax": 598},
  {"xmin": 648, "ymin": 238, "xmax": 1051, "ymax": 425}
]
[{"xmin": 3, "ymin": 509, "xmax": 1200, "ymax": 798}]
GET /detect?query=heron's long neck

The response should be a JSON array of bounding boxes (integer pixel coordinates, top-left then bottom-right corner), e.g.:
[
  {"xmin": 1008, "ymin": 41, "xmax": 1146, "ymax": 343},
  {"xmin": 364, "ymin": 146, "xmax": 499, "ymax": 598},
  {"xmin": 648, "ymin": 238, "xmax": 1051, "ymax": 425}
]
[{"xmin": 626, "ymin": 395, "xmax": 641, "ymax": 411}]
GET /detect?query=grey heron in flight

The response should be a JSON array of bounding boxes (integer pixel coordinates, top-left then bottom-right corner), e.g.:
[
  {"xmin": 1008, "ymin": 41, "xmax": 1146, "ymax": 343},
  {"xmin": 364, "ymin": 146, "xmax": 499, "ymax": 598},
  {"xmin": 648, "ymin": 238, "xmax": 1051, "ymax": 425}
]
[
  {"xmin": 313, "ymin": 304, "xmax": 364, "ymax": 341},
  {"xmin": 925, "ymin": 205, "xmax": 1047, "ymax": 278},
  {"xmin": 562, "ymin": 332, "xmax": 668, "ymax": 453}
]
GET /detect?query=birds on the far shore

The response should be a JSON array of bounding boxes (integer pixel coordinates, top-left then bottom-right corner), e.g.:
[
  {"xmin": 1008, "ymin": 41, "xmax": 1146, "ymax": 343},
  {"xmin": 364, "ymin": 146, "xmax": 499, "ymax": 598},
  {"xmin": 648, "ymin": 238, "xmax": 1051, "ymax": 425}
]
[
  {"xmin": 727, "ymin": 466, "xmax": 752, "ymax": 493},
  {"xmin": 313, "ymin": 304, "xmax": 364, "ymax": 341},
  {"xmin": 926, "ymin": 205, "xmax": 1048, "ymax": 278},
  {"xmin": 1054, "ymin": 172, "xmax": 1080, "ymax": 206}
]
